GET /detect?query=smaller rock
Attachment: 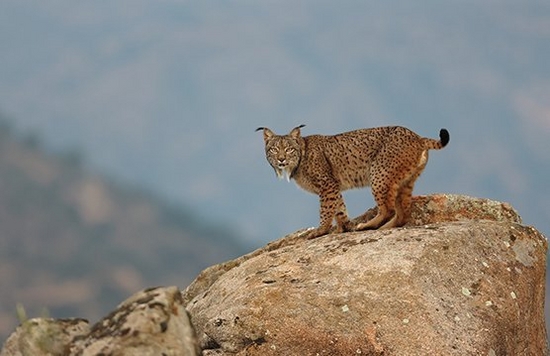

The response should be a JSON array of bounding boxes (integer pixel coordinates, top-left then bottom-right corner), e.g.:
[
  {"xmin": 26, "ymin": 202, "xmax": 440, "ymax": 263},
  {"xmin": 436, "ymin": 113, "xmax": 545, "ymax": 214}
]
[
  {"xmin": 0, "ymin": 318, "xmax": 89, "ymax": 356},
  {"xmin": 69, "ymin": 286, "xmax": 199, "ymax": 356},
  {"xmin": 0, "ymin": 287, "xmax": 200, "ymax": 356}
]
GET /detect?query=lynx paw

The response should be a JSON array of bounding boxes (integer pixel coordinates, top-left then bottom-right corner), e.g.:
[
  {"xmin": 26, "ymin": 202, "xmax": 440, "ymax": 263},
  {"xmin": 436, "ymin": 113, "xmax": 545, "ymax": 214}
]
[
  {"xmin": 338, "ymin": 220, "xmax": 355, "ymax": 233},
  {"xmin": 304, "ymin": 227, "xmax": 331, "ymax": 239}
]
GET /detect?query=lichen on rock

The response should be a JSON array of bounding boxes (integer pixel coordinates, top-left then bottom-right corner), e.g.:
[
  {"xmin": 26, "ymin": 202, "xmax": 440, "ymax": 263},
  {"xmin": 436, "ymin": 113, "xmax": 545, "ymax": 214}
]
[
  {"xmin": 69, "ymin": 286, "xmax": 199, "ymax": 355},
  {"xmin": 1, "ymin": 287, "xmax": 199, "ymax": 356}
]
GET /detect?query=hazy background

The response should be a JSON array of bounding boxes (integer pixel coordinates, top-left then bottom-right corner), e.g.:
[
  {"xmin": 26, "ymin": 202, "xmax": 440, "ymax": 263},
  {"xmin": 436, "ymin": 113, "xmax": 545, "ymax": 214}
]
[
  {"xmin": 0, "ymin": 0, "xmax": 548, "ymax": 341},
  {"xmin": 1, "ymin": 1, "xmax": 549, "ymax": 243}
]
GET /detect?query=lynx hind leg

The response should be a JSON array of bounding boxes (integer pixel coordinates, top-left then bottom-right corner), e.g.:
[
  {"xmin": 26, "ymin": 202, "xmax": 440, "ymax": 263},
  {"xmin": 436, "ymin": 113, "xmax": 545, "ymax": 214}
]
[
  {"xmin": 393, "ymin": 166, "xmax": 425, "ymax": 227},
  {"xmin": 381, "ymin": 153, "xmax": 428, "ymax": 229},
  {"xmin": 357, "ymin": 152, "xmax": 424, "ymax": 230},
  {"xmin": 356, "ymin": 181, "xmax": 398, "ymax": 230},
  {"xmin": 380, "ymin": 180, "xmax": 413, "ymax": 229}
]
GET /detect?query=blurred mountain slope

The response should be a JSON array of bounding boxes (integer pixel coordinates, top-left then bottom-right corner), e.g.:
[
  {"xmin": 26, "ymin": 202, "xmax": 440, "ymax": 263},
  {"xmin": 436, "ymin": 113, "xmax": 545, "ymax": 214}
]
[{"xmin": 0, "ymin": 121, "xmax": 248, "ymax": 341}]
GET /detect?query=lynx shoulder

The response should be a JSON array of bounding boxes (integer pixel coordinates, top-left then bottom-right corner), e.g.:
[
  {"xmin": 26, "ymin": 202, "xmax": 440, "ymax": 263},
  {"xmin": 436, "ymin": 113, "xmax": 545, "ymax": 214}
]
[{"xmin": 256, "ymin": 125, "xmax": 449, "ymax": 238}]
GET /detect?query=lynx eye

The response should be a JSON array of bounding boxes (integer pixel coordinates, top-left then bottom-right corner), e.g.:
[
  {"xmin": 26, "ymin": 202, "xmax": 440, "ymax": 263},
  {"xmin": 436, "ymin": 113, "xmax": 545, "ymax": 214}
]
[
  {"xmin": 269, "ymin": 147, "xmax": 279, "ymax": 154},
  {"xmin": 285, "ymin": 147, "xmax": 295, "ymax": 154}
]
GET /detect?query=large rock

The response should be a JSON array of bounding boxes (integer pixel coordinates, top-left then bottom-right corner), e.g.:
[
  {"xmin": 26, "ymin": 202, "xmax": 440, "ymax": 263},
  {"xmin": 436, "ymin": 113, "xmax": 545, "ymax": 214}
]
[
  {"xmin": 1, "ymin": 194, "xmax": 547, "ymax": 355},
  {"xmin": 184, "ymin": 194, "xmax": 548, "ymax": 355}
]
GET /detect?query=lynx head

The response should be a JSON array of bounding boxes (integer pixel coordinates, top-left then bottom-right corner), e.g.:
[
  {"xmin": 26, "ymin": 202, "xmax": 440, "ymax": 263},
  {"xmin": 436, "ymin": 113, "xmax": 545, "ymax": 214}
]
[{"xmin": 256, "ymin": 125, "xmax": 305, "ymax": 181}]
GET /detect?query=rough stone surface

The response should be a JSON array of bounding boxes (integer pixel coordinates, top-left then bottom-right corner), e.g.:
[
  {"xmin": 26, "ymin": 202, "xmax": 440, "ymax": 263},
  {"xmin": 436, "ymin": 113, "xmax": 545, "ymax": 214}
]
[
  {"xmin": 182, "ymin": 194, "xmax": 523, "ymax": 305},
  {"xmin": 0, "ymin": 318, "xmax": 89, "ymax": 356},
  {"xmin": 1, "ymin": 194, "xmax": 546, "ymax": 356},
  {"xmin": 1, "ymin": 286, "xmax": 199, "ymax": 356},
  {"xmin": 184, "ymin": 194, "xmax": 547, "ymax": 355},
  {"xmin": 364, "ymin": 193, "xmax": 522, "ymax": 228},
  {"xmin": 69, "ymin": 286, "xmax": 199, "ymax": 356}
]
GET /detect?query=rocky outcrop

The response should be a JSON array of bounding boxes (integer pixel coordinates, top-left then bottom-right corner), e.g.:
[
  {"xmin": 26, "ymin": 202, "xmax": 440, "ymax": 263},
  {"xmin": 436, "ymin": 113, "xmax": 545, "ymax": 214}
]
[
  {"xmin": 184, "ymin": 194, "xmax": 547, "ymax": 355},
  {"xmin": 1, "ymin": 194, "xmax": 547, "ymax": 355}
]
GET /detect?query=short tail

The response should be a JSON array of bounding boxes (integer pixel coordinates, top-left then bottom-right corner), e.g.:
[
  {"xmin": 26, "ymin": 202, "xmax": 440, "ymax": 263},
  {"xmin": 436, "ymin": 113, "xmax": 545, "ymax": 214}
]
[{"xmin": 423, "ymin": 128, "xmax": 450, "ymax": 150}]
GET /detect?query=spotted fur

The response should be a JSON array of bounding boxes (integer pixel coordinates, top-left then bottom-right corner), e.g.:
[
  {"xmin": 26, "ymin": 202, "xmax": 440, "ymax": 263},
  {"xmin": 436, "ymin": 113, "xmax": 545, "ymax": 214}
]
[{"xmin": 256, "ymin": 125, "xmax": 450, "ymax": 238}]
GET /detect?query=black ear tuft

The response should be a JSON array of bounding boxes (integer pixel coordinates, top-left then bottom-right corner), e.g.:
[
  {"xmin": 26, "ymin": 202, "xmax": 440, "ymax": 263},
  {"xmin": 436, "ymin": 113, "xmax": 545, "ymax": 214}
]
[
  {"xmin": 289, "ymin": 124, "xmax": 305, "ymax": 138},
  {"xmin": 257, "ymin": 127, "xmax": 275, "ymax": 140}
]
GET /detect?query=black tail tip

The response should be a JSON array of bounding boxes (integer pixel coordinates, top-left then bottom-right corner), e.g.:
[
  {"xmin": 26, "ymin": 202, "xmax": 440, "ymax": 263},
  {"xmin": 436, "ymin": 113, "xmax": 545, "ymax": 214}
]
[{"xmin": 439, "ymin": 128, "xmax": 450, "ymax": 147}]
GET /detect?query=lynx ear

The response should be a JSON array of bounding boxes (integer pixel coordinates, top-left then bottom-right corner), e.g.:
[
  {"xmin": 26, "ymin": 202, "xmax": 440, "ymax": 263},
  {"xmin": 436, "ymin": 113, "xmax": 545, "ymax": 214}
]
[
  {"xmin": 289, "ymin": 124, "xmax": 306, "ymax": 139},
  {"xmin": 256, "ymin": 127, "xmax": 275, "ymax": 141}
]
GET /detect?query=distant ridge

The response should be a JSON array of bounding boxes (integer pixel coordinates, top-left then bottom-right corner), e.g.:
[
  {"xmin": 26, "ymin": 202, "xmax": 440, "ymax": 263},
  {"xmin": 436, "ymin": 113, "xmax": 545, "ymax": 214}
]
[{"xmin": 0, "ymin": 121, "xmax": 249, "ymax": 342}]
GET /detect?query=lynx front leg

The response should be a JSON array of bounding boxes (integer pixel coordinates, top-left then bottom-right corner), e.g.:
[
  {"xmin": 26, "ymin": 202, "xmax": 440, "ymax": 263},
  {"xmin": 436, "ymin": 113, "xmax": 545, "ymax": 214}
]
[
  {"xmin": 306, "ymin": 193, "xmax": 335, "ymax": 239},
  {"xmin": 334, "ymin": 193, "xmax": 354, "ymax": 233},
  {"xmin": 307, "ymin": 188, "xmax": 351, "ymax": 239}
]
